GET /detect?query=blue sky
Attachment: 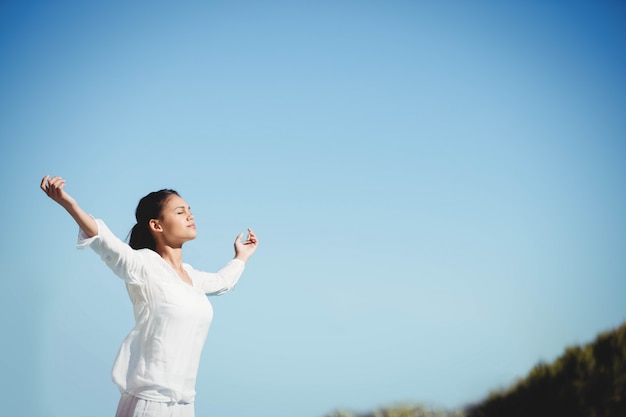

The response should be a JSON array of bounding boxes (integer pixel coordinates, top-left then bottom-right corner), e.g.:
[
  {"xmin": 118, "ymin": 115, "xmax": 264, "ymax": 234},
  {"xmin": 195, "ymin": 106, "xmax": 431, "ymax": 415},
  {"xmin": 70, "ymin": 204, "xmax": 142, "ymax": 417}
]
[{"xmin": 1, "ymin": 1, "xmax": 625, "ymax": 416}]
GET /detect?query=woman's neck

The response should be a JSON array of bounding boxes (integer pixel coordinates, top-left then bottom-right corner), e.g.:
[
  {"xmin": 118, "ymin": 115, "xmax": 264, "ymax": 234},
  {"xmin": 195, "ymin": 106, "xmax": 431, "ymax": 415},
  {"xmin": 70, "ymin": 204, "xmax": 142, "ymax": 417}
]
[
  {"xmin": 157, "ymin": 244, "xmax": 193, "ymax": 286},
  {"xmin": 157, "ymin": 245, "xmax": 184, "ymax": 269}
]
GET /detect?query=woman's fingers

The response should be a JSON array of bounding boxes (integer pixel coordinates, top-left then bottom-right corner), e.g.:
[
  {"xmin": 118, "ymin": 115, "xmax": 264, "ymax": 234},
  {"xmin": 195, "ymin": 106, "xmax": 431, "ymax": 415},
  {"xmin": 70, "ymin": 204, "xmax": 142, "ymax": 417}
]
[
  {"xmin": 40, "ymin": 175, "xmax": 50, "ymax": 193},
  {"xmin": 234, "ymin": 229, "xmax": 258, "ymax": 246},
  {"xmin": 244, "ymin": 228, "xmax": 258, "ymax": 245},
  {"xmin": 48, "ymin": 177, "xmax": 64, "ymax": 196},
  {"xmin": 41, "ymin": 175, "xmax": 66, "ymax": 199}
]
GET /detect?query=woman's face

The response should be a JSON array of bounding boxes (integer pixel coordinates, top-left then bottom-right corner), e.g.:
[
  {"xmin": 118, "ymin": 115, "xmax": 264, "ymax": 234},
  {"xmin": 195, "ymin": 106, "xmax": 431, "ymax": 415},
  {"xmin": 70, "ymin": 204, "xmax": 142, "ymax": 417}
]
[{"xmin": 153, "ymin": 194, "xmax": 197, "ymax": 246}]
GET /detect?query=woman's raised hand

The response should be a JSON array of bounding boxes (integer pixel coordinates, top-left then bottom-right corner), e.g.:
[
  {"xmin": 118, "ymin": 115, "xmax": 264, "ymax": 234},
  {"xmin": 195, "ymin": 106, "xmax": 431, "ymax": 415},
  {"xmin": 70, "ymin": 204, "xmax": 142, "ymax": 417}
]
[
  {"xmin": 40, "ymin": 175, "xmax": 98, "ymax": 237},
  {"xmin": 234, "ymin": 228, "xmax": 258, "ymax": 263},
  {"xmin": 40, "ymin": 175, "xmax": 76, "ymax": 208}
]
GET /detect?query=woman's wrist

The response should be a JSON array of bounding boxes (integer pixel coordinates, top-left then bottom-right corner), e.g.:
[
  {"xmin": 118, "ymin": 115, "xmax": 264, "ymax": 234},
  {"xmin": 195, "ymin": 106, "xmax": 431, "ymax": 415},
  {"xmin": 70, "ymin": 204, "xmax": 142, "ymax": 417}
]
[{"xmin": 234, "ymin": 254, "xmax": 249, "ymax": 263}]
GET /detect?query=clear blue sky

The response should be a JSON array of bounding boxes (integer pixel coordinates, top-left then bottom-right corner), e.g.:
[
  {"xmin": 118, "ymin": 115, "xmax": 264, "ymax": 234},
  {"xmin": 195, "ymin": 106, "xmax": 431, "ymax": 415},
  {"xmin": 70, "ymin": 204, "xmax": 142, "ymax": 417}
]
[{"xmin": 1, "ymin": 1, "xmax": 625, "ymax": 416}]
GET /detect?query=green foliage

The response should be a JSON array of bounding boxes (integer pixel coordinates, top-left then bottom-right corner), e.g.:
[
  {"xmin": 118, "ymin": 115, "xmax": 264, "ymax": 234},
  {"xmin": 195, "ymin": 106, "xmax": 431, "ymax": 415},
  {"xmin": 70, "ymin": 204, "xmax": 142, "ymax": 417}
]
[
  {"xmin": 465, "ymin": 321, "xmax": 626, "ymax": 417},
  {"xmin": 324, "ymin": 321, "xmax": 626, "ymax": 417},
  {"xmin": 327, "ymin": 411, "xmax": 356, "ymax": 417},
  {"xmin": 326, "ymin": 404, "xmax": 465, "ymax": 417}
]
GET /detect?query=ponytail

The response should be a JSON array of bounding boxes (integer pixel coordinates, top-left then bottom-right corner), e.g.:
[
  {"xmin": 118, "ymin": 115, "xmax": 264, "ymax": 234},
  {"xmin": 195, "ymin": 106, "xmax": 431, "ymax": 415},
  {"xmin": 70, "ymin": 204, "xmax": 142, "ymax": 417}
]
[{"xmin": 129, "ymin": 221, "xmax": 156, "ymax": 251}]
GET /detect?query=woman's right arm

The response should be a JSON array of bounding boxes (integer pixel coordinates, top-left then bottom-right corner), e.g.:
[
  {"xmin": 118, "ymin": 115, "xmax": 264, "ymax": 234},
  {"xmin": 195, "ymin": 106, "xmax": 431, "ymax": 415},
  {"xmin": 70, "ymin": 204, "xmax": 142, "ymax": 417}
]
[
  {"xmin": 41, "ymin": 175, "xmax": 146, "ymax": 285},
  {"xmin": 40, "ymin": 175, "xmax": 98, "ymax": 237}
]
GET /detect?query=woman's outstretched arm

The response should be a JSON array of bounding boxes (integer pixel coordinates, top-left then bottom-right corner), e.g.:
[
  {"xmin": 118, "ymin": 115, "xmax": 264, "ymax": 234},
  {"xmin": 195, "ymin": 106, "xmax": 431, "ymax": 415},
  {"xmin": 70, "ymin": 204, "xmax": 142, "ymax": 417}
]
[{"xmin": 40, "ymin": 175, "xmax": 98, "ymax": 238}]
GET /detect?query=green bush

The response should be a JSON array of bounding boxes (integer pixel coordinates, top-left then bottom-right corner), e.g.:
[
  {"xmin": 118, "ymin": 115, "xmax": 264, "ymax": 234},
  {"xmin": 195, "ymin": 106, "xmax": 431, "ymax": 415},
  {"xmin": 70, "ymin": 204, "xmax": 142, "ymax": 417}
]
[
  {"xmin": 324, "ymin": 321, "xmax": 626, "ymax": 417},
  {"xmin": 465, "ymin": 321, "xmax": 626, "ymax": 417}
]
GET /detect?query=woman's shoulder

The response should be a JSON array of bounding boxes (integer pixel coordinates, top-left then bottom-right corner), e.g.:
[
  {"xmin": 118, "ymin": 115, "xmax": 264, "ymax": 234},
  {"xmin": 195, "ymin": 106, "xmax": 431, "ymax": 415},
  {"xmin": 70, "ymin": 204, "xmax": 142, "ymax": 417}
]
[{"xmin": 134, "ymin": 247, "xmax": 161, "ymax": 260}]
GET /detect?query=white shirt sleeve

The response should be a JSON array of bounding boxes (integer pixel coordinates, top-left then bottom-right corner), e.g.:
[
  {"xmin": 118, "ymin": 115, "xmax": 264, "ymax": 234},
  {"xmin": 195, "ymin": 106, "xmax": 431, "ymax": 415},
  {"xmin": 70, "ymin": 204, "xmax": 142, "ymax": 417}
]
[
  {"xmin": 188, "ymin": 259, "xmax": 245, "ymax": 295},
  {"xmin": 77, "ymin": 219, "xmax": 147, "ymax": 285}
]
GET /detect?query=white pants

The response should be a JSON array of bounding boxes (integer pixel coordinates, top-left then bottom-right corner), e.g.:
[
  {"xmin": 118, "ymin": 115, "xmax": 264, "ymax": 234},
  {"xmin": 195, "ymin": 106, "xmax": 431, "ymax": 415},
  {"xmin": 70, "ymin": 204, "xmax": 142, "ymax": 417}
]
[{"xmin": 115, "ymin": 393, "xmax": 195, "ymax": 417}]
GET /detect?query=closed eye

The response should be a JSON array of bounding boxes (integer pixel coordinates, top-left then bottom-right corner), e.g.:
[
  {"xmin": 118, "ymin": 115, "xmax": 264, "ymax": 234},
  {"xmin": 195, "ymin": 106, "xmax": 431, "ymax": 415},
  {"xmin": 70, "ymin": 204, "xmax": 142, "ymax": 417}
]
[{"xmin": 174, "ymin": 205, "xmax": 191, "ymax": 215}]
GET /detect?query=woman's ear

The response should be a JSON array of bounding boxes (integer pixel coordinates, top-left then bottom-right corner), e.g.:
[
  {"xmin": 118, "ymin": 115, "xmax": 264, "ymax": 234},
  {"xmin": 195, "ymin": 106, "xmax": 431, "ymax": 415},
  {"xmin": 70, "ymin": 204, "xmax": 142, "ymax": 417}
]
[{"xmin": 149, "ymin": 219, "xmax": 163, "ymax": 233}]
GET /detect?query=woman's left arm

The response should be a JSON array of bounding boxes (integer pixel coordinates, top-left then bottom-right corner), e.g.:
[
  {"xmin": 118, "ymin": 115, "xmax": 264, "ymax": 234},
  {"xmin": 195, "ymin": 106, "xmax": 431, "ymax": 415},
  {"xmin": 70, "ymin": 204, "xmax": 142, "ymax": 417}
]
[
  {"xmin": 195, "ymin": 229, "xmax": 258, "ymax": 295},
  {"xmin": 193, "ymin": 259, "xmax": 245, "ymax": 295}
]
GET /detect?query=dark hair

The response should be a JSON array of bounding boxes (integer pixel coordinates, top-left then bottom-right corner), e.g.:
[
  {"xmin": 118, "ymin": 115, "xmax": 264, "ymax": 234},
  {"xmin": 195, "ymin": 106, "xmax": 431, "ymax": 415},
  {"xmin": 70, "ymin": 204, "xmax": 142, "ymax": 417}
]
[{"xmin": 128, "ymin": 189, "xmax": 180, "ymax": 251}]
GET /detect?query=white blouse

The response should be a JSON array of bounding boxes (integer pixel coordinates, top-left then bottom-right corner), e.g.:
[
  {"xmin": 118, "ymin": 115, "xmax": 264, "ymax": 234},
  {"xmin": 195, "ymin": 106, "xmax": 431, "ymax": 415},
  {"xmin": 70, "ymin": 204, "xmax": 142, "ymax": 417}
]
[{"xmin": 77, "ymin": 219, "xmax": 245, "ymax": 404}]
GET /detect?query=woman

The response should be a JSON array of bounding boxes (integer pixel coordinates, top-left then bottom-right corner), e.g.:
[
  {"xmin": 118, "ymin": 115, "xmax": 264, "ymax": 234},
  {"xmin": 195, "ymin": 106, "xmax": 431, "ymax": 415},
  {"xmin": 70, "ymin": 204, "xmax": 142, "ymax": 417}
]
[{"xmin": 40, "ymin": 175, "xmax": 258, "ymax": 417}]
